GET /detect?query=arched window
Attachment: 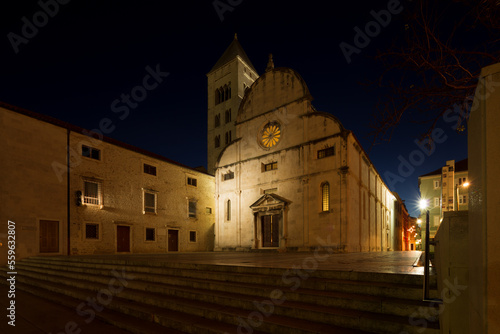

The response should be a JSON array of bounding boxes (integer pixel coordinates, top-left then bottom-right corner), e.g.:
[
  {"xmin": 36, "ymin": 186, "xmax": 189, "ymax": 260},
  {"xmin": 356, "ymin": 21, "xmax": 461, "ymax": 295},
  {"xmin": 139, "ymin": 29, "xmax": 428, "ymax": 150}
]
[
  {"xmin": 215, "ymin": 114, "xmax": 220, "ymax": 128},
  {"xmin": 215, "ymin": 135, "xmax": 220, "ymax": 148},
  {"xmin": 321, "ymin": 182, "xmax": 330, "ymax": 212},
  {"xmin": 227, "ymin": 199, "xmax": 231, "ymax": 221},
  {"xmin": 224, "ymin": 85, "xmax": 228, "ymax": 101},
  {"xmin": 225, "ymin": 109, "xmax": 231, "ymax": 123},
  {"xmin": 215, "ymin": 89, "xmax": 220, "ymax": 105},
  {"xmin": 228, "ymin": 83, "xmax": 231, "ymax": 99}
]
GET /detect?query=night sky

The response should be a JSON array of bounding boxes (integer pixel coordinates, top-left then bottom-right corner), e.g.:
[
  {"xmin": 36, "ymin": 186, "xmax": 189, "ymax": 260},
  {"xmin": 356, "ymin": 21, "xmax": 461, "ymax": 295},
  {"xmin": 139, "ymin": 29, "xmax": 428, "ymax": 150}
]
[{"xmin": 0, "ymin": 0, "xmax": 468, "ymax": 217}]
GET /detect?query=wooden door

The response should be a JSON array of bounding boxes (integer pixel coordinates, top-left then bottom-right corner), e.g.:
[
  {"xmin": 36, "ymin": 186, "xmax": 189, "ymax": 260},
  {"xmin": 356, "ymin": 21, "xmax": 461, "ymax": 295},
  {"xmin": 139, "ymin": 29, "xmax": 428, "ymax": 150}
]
[
  {"xmin": 168, "ymin": 230, "xmax": 178, "ymax": 252},
  {"xmin": 261, "ymin": 215, "xmax": 280, "ymax": 247},
  {"xmin": 117, "ymin": 226, "xmax": 130, "ymax": 252},
  {"xmin": 39, "ymin": 220, "xmax": 59, "ymax": 253}
]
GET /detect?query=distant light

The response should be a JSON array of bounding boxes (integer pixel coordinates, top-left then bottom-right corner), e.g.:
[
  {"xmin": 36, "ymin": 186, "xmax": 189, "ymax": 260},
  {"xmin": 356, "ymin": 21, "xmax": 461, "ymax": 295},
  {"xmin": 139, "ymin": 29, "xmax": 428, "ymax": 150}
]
[
  {"xmin": 417, "ymin": 219, "xmax": 422, "ymax": 224},
  {"xmin": 419, "ymin": 199, "xmax": 429, "ymax": 210},
  {"xmin": 463, "ymin": 182, "xmax": 470, "ymax": 187}
]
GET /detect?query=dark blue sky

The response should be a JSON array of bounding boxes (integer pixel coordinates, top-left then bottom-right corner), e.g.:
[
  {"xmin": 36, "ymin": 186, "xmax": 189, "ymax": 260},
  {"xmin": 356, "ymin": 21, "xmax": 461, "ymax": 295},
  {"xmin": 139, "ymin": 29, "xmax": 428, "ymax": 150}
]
[{"xmin": 0, "ymin": 0, "xmax": 468, "ymax": 217}]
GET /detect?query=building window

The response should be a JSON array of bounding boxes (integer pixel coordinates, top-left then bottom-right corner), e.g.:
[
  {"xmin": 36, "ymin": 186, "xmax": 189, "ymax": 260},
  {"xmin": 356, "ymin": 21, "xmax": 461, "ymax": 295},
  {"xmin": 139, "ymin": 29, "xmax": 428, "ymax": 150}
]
[
  {"xmin": 433, "ymin": 216, "xmax": 440, "ymax": 227},
  {"xmin": 189, "ymin": 231, "xmax": 197, "ymax": 243},
  {"xmin": 263, "ymin": 162, "xmax": 278, "ymax": 172},
  {"xmin": 225, "ymin": 131, "xmax": 232, "ymax": 145},
  {"xmin": 206, "ymin": 207, "xmax": 212, "ymax": 214},
  {"xmin": 223, "ymin": 171, "xmax": 234, "ymax": 181},
  {"xmin": 433, "ymin": 180, "xmax": 440, "ymax": 189},
  {"xmin": 83, "ymin": 180, "xmax": 101, "ymax": 205},
  {"xmin": 459, "ymin": 195, "xmax": 467, "ymax": 204},
  {"xmin": 458, "ymin": 177, "xmax": 467, "ymax": 185},
  {"xmin": 317, "ymin": 146, "xmax": 335, "ymax": 159},
  {"xmin": 144, "ymin": 191, "xmax": 156, "ymax": 214},
  {"xmin": 82, "ymin": 145, "xmax": 101, "ymax": 160},
  {"xmin": 321, "ymin": 182, "xmax": 330, "ymax": 212},
  {"xmin": 187, "ymin": 177, "xmax": 197, "ymax": 187},
  {"xmin": 85, "ymin": 223, "xmax": 99, "ymax": 239},
  {"xmin": 434, "ymin": 197, "xmax": 440, "ymax": 207},
  {"xmin": 189, "ymin": 200, "xmax": 197, "ymax": 218},
  {"xmin": 225, "ymin": 109, "xmax": 232, "ymax": 123},
  {"xmin": 145, "ymin": 228, "xmax": 156, "ymax": 241},
  {"xmin": 215, "ymin": 114, "xmax": 221, "ymax": 128},
  {"xmin": 143, "ymin": 163, "xmax": 157, "ymax": 176},
  {"xmin": 215, "ymin": 88, "xmax": 221, "ymax": 105},
  {"xmin": 215, "ymin": 135, "xmax": 221, "ymax": 148},
  {"xmin": 227, "ymin": 200, "xmax": 231, "ymax": 221}
]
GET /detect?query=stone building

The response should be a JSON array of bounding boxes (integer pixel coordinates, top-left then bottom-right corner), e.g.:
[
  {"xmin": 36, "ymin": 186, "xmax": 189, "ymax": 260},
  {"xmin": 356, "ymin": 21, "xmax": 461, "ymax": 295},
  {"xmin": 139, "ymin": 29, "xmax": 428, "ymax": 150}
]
[
  {"xmin": 418, "ymin": 158, "xmax": 468, "ymax": 240},
  {"xmin": 0, "ymin": 103, "xmax": 214, "ymax": 265},
  {"xmin": 213, "ymin": 53, "xmax": 397, "ymax": 252}
]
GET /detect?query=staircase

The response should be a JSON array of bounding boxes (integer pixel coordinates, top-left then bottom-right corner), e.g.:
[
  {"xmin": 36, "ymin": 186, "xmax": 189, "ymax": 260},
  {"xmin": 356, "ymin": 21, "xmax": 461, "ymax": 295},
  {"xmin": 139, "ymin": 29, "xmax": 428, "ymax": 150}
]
[{"xmin": 0, "ymin": 256, "xmax": 440, "ymax": 333}]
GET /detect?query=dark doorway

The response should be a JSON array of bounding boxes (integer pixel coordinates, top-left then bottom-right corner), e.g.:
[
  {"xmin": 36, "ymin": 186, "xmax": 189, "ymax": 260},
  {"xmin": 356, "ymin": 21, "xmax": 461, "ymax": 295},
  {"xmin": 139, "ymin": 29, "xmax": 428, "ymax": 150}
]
[
  {"xmin": 168, "ymin": 230, "xmax": 179, "ymax": 252},
  {"xmin": 261, "ymin": 214, "xmax": 280, "ymax": 247},
  {"xmin": 39, "ymin": 220, "xmax": 59, "ymax": 253},
  {"xmin": 117, "ymin": 226, "xmax": 130, "ymax": 252}
]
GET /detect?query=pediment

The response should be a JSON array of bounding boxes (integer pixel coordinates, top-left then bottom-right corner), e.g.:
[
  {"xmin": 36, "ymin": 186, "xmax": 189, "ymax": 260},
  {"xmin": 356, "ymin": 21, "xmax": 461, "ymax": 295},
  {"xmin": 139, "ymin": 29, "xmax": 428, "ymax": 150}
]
[{"xmin": 250, "ymin": 193, "xmax": 291, "ymax": 211}]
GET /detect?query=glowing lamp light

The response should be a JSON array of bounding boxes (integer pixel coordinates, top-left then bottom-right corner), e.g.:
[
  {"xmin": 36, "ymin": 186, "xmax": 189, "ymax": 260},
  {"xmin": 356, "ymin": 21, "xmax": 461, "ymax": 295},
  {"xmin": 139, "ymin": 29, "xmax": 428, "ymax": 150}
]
[
  {"xmin": 463, "ymin": 182, "xmax": 470, "ymax": 187},
  {"xmin": 419, "ymin": 199, "xmax": 429, "ymax": 210}
]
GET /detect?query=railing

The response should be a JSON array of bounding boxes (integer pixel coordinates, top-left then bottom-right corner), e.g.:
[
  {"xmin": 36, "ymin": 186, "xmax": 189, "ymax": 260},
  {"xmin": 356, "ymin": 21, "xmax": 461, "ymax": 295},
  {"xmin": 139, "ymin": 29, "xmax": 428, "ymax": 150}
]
[{"xmin": 423, "ymin": 209, "xmax": 443, "ymax": 303}]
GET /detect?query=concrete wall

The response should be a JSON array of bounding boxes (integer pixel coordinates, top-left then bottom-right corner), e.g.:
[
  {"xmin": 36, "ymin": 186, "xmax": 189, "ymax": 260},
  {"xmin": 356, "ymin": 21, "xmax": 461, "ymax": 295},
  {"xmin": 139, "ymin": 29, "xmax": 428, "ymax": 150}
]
[
  {"xmin": 468, "ymin": 62, "xmax": 500, "ymax": 333},
  {"xmin": 434, "ymin": 211, "xmax": 469, "ymax": 334}
]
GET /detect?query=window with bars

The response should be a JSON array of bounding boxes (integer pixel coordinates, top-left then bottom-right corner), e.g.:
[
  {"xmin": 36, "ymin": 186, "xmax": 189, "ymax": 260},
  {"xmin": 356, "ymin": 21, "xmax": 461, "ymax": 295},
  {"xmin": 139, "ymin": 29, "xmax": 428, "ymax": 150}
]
[
  {"xmin": 85, "ymin": 223, "xmax": 99, "ymax": 239},
  {"xmin": 144, "ymin": 191, "xmax": 156, "ymax": 214},
  {"xmin": 82, "ymin": 145, "xmax": 101, "ymax": 160},
  {"xmin": 321, "ymin": 182, "xmax": 330, "ymax": 212},
  {"xmin": 84, "ymin": 180, "xmax": 101, "ymax": 205},
  {"xmin": 145, "ymin": 228, "xmax": 156, "ymax": 241},
  {"xmin": 189, "ymin": 231, "xmax": 197, "ymax": 243},
  {"xmin": 317, "ymin": 146, "xmax": 335, "ymax": 159},
  {"xmin": 143, "ymin": 163, "xmax": 157, "ymax": 176},
  {"xmin": 189, "ymin": 200, "xmax": 197, "ymax": 218}
]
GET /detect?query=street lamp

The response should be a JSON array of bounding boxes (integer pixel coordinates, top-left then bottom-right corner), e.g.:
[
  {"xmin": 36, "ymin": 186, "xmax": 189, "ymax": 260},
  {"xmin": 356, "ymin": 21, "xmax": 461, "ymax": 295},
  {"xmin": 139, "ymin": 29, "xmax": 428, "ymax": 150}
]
[
  {"xmin": 419, "ymin": 198, "xmax": 431, "ymax": 301},
  {"xmin": 455, "ymin": 182, "xmax": 470, "ymax": 211}
]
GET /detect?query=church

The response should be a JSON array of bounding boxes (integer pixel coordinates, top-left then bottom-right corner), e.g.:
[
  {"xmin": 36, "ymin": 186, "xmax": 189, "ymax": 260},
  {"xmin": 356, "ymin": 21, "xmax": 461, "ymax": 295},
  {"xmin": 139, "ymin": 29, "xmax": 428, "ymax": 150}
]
[
  {"xmin": 0, "ymin": 36, "xmax": 399, "ymax": 266},
  {"xmin": 208, "ymin": 36, "xmax": 397, "ymax": 252}
]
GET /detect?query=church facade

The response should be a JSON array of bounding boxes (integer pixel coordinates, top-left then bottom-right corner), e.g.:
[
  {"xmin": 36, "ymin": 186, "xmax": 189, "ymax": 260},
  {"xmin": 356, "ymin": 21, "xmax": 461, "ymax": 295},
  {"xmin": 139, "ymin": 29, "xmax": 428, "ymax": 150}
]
[{"xmin": 209, "ymin": 40, "xmax": 397, "ymax": 252}]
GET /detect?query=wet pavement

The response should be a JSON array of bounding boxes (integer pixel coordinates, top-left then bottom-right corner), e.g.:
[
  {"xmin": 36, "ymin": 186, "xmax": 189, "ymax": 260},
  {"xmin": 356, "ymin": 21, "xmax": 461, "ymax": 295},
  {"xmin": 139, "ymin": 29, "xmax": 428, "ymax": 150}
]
[{"xmin": 50, "ymin": 250, "xmax": 425, "ymax": 275}]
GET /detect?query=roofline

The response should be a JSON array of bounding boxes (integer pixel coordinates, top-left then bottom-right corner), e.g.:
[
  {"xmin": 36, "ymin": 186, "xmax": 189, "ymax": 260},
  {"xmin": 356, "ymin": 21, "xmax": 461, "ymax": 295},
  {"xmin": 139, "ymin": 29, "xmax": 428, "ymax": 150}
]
[{"xmin": 0, "ymin": 101, "xmax": 212, "ymax": 177}]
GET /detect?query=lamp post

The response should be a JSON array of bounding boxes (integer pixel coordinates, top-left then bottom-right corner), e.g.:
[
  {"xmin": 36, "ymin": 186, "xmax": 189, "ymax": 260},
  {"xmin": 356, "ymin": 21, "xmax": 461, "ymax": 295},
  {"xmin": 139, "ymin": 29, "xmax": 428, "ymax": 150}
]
[
  {"xmin": 455, "ymin": 182, "xmax": 470, "ymax": 211},
  {"xmin": 419, "ymin": 199, "xmax": 431, "ymax": 300}
]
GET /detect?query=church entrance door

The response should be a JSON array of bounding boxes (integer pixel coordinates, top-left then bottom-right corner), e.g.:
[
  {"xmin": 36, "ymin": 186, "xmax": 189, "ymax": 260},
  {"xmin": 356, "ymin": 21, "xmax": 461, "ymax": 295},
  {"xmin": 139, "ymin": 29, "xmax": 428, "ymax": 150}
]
[{"xmin": 261, "ymin": 214, "xmax": 280, "ymax": 247}]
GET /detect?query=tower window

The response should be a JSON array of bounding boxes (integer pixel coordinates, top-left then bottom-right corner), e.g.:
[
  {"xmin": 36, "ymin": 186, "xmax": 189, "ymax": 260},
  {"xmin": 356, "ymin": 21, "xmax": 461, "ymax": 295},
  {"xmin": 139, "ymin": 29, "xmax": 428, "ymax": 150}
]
[
  {"xmin": 224, "ymin": 85, "xmax": 228, "ymax": 101},
  {"xmin": 263, "ymin": 162, "xmax": 278, "ymax": 172},
  {"xmin": 225, "ymin": 109, "xmax": 231, "ymax": 123},
  {"xmin": 215, "ymin": 135, "xmax": 221, "ymax": 148},
  {"xmin": 227, "ymin": 199, "xmax": 231, "ymax": 221},
  {"xmin": 215, "ymin": 88, "xmax": 221, "ymax": 105},
  {"xmin": 215, "ymin": 114, "xmax": 221, "ymax": 128},
  {"xmin": 225, "ymin": 131, "xmax": 232, "ymax": 145},
  {"xmin": 321, "ymin": 182, "xmax": 330, "ymax": 212}
]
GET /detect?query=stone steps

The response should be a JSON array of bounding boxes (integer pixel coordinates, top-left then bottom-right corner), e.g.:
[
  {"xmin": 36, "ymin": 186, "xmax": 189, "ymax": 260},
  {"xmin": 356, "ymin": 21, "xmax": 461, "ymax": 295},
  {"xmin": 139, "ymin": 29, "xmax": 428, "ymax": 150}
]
[{"xmin": 0, "ymin": 256, "xmax": 440, "ymax": 333}]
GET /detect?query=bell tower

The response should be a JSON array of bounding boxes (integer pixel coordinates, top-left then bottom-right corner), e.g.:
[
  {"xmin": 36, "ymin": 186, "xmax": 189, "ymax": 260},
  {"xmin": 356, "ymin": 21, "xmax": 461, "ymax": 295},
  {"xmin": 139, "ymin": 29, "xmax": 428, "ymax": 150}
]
[{"xmin": 207, "ymin": 34, "xmax": 258, "ymax": 174}]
